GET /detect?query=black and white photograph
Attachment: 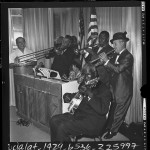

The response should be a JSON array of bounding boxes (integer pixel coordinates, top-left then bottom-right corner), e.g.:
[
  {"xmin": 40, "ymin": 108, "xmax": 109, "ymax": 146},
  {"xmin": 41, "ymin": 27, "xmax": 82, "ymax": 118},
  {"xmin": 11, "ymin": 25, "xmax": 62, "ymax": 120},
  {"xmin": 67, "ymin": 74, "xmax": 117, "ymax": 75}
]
[{"xmin": 2, "ymin": 1, "xmax": 146, "ymax": 150}]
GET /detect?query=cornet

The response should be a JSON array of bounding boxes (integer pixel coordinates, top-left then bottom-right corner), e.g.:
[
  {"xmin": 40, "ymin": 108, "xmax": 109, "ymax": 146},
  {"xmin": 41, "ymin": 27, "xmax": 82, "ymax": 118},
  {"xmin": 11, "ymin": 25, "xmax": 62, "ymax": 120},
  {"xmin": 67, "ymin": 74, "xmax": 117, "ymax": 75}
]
[
  {"xmin": 90, "ymin": 49, "xmax": 115, "ymax": 64},
  {"xmin": 74, "ymin": 43, "xmax": 100, "ymax": 55}
]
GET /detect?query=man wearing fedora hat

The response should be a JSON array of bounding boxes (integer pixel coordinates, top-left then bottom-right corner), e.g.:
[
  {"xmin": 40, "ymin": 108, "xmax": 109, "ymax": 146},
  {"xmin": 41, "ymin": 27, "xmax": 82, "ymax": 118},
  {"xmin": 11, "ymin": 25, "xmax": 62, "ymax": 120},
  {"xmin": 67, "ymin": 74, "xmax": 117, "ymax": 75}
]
[{"xmin": 99, "ymin": 31, "xmax": 134, "ymax": 139}]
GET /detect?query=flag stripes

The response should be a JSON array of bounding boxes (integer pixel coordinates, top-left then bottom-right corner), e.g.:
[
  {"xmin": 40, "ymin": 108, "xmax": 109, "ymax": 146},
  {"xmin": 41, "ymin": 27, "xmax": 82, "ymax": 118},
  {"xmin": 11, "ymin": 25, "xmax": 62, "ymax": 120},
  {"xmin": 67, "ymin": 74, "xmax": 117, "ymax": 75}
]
[{"xmin": 87, "ymin": 7, "xmax": 98, "ymax": 46}]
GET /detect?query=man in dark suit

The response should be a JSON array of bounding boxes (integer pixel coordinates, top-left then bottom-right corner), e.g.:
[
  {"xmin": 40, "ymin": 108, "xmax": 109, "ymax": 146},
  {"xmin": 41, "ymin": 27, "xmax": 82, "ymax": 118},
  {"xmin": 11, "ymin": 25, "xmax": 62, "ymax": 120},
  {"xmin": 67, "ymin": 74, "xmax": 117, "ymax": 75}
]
[
  {"xmin": 49, "ymin": 63, "xmax": 112, "ymax": 142},
  {"xmin": 85, "ymin": 31, "xmax": 114, "ymax": 86},
  {"xmin": 45, "ymin": 35, "xmax": 75, "ymax": 79},
  {"xmin": 99, "ymin": 31, "xmax": 134, "ymax": 139}
]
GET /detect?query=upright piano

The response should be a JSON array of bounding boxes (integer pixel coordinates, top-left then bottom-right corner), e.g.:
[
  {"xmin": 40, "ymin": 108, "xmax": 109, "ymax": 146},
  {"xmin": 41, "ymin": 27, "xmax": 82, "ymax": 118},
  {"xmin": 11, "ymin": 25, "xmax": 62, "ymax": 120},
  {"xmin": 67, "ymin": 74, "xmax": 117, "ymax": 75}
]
[{"xmin": 13, "ymin": 66, "xmax": 79, "ymax": 132}]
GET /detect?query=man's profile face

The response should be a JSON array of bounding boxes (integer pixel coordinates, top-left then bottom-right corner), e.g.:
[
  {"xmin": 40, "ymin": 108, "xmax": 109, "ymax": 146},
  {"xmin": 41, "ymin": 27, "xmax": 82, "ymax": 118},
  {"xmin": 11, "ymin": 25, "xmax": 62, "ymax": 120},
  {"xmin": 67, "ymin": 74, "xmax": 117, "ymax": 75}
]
[
  {"xmin": 113, "ymin": 39, "xmax": 124, "ymax": 53},
  {"xmin": 16, "ymin": 38, "xmax": 26, "ymax": 51},
  {"xmin": 99, "ymin": 33, "xmax": 108, "ymax": 47},
  {"xmin": 61, "ymin": 38, "xmax": 71, "ymax": 49}
]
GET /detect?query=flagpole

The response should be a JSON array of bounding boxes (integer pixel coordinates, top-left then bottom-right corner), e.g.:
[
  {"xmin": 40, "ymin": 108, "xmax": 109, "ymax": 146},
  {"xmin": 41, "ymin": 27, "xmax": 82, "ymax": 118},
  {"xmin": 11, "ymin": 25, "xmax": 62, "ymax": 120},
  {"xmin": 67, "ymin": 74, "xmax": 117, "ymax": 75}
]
[{"xmin": 78, "ymin": 7, "xmax": 85, "ymax": 68}]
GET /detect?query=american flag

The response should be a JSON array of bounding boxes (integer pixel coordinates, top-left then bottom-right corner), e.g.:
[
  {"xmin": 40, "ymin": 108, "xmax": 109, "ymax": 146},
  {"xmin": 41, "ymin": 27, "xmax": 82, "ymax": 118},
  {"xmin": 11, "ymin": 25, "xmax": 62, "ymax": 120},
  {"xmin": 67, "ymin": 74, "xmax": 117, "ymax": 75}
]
[
  {"xmin": 78, "ymin": 7, "xmax": 85, "ymax": 50},
  {"xmin": 87, "ymin": 7, "xmax": 98, "ymax": 46}
]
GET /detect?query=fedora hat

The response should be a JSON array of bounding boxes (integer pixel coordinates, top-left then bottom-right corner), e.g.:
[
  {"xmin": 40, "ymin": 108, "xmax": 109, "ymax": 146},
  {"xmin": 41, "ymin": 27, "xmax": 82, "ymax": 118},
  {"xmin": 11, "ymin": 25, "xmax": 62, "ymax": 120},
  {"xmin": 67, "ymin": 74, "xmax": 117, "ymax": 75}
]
[{"xmin": 110, "ymin": 31, "xmax": 129, "ymax": 44}]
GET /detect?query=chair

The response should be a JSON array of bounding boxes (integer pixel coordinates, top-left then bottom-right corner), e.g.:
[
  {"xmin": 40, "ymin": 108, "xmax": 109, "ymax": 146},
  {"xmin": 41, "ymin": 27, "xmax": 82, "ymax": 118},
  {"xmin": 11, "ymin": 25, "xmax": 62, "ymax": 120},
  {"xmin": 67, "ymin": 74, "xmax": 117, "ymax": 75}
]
[{"xmin": 71, "ymin": 101, "xmax": 111, "ymax": 142}]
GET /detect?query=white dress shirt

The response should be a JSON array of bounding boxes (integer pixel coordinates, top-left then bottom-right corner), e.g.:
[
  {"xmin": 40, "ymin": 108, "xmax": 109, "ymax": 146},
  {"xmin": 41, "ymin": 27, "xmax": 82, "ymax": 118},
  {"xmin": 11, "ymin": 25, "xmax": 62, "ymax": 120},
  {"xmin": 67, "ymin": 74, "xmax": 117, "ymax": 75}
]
[
  {"xmin": 115, "ymin": 48, "xmax": 126, "ymax": 64},
  {"xmin": 9, "ymin": 47, "xmax": 36, "ymax": 64},
  {"xmin": 105, "ymin": 48, "xmax": 126, "ymax": 65}
]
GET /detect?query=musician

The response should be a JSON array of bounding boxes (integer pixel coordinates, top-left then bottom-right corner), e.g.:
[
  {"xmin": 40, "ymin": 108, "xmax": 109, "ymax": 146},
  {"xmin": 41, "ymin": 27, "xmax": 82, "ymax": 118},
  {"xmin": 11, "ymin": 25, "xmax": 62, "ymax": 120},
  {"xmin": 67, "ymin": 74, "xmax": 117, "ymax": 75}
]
[
  {"xmin": 71, "ymin": 35, "xmax": 82, "ymax": 69},
  {"xmin": 9, "ymin": 37, "xmax": 37, "ymax": 68},
  {"xmin": 45, "ymin": 35, "xmax": 75, "ymax": 79},
  {"xmin": 86, "ymin": 31, "xmax": 114, "ymax": 87},
  {"xmin": 49, "ymin": 63, "xmax": 112, "ymax": 142},
  {"xmin": 99, "ymin": 31, "xmax": 134, "ymax": 139}
]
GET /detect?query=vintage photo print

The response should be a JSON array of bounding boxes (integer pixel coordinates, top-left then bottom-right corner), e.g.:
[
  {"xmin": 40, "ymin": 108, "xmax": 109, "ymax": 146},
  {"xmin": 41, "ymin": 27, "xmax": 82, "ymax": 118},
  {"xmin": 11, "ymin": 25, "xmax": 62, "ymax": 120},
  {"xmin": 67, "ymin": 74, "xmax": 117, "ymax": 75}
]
[{"xmin": 1, "ymin": 1, "xmax": 146, "ymax": 150}]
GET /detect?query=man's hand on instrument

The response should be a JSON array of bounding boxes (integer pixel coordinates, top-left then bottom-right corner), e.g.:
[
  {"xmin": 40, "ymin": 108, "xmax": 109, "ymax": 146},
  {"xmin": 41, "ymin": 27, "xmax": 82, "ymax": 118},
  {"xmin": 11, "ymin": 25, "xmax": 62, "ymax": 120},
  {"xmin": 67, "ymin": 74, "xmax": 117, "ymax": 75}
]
[
  {"xmin": 99, "ymin": 52, "xmax": 109, "ymax": 63},
  {"xmin": 85, "ymin": 87, "xmax": 93, "ymax": 99},
  {"xmin": 14, "ymin": 57, "xmax": 20, "ymax": 64},
  {"xmin": 45, "ymin": 51, "xmax": 50, "ymax": 58},
  {"xmin": 77, "ymin": 75, "xmax": 85, "ymax": 84},
  {"xmin": 79, "ymin": 84, "xmax": 87, "ymax": 94}
]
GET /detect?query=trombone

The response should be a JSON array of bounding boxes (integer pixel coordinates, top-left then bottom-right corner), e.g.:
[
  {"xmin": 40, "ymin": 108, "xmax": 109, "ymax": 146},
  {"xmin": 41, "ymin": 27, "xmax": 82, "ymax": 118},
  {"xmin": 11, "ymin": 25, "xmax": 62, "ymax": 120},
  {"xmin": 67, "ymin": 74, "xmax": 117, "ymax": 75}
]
[{"xmin": 17, "ymin": 47, "xmax": 55, "ymax": 64}]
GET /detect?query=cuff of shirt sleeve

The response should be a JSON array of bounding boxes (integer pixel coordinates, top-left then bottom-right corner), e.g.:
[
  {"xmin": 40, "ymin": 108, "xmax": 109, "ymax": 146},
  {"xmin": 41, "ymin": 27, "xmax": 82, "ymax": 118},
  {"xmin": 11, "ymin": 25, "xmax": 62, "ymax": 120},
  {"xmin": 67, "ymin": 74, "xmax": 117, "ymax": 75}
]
[{"xmin": 104, "ymin": 60, "xmax": 109, "ymax": 66}]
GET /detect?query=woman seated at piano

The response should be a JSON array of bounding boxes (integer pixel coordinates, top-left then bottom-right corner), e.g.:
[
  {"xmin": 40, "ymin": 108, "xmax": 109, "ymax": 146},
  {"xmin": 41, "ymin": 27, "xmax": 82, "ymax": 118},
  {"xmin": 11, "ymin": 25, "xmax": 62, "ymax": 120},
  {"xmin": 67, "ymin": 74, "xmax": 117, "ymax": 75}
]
[
  {"xmin": 9, "ymin": 37, "xmax": 37, "ymax": 68},
  {"xmin": 49, "ymin": 63, "xmax": 112, "ymax": 142}
]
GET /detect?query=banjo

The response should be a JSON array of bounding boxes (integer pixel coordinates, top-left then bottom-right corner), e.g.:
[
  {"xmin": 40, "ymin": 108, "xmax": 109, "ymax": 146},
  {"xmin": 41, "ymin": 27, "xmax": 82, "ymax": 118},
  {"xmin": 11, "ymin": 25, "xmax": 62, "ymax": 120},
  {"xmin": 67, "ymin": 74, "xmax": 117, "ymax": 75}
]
[{"xmin": 68, "ymin": 77, "xmax": 100, "ymax": 115}]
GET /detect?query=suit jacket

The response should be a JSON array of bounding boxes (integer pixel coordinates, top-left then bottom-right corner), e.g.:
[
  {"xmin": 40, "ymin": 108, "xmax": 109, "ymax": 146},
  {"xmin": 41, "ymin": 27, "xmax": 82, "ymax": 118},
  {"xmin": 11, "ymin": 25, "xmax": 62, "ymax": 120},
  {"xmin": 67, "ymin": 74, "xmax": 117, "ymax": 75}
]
[
  {"xmin": 73, "ymin": 82, "xmax": 112, "ymax": 135},
  {"xmin": 51, "ymin": 47, "xmax": 75, "ymax": 77},
  {"xmin": 85, "ymin": 44, "xmax": 114, "ymax": 85},
  {"xmin": 85, "ymin": 44, "xmax": 113, "ymax": 62},
  {"xmin": 105, "ymin": 49, "xmax": 134, "ymax": 103}
]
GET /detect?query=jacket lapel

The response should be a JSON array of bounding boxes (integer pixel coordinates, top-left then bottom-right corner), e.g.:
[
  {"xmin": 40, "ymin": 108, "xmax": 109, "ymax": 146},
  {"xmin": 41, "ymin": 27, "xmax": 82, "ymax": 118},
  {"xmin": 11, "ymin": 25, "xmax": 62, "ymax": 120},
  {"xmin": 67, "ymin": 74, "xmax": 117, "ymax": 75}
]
[{"xmin": 118, "ymin": 49, "xmax": 128, "ymax": 62}]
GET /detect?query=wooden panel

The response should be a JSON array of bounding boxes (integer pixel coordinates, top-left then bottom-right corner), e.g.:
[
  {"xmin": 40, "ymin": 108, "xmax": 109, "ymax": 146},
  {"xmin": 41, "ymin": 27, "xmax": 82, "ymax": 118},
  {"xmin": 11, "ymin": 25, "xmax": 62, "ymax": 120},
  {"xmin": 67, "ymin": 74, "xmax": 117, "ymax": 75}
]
[
  {"xmin": 36, "ymin": 91, "xmax": 47, "ymax": 125},
  {"xmin": 22, "ymin": 86, "xmax": 29, "ymax": 117},
  {"xmin": 20, "ymin": 86, "xmax": 25, "ymax": 115},
  {"xmin": 15, "ymin": 85, "xmax": 22, "ymax": 114},
  {"xmin": 14, "ymin": 74, "xmax": 63, "ymax": 129},
  {"xmin": 23, "ymin": 86, "xmax": 30, "ymax": 118},
  {"xmin": 14, "ymin": 74, "xmax": 62, "ymax": 96},
  {"xmin": 15, "ymin": 84, "xmax": 19, "ymax": 111},
  {"xmin": 35, "ymin": 90, "xmax": 62, "ymax": 127},
  {"xmin": 28, "ymin": 87, "xmax": 34, "ymax": 120},
  {"xmin": 28, "ymin": 87, "xmax": 37, "ymax": 121},
  {"xmin": 47, "ymin": 94, "xmax": 62, "ymax": 118},
  {"xmin": 46, "ymin": 93, "xmax": 62, "ymax": 123}
]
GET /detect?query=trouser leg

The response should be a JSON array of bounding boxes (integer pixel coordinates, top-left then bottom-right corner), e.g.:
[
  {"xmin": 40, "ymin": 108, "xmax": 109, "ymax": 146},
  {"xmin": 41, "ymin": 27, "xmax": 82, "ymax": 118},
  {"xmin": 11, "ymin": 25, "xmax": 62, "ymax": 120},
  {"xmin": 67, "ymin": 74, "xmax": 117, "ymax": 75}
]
[
  {"xmin": 50, "ymin": 113, "xmax": 87, "ymax": 142},
  {"xmin": 109, "ymin": 95, "xmax": 132, "ymax": 133},
  {"xmin": 105, "ymin": 101, "xmax": 117, "ymax": 130},
  {"xmin": 49, "ymin": 113, "xmax": 72, "ymax": 142}
]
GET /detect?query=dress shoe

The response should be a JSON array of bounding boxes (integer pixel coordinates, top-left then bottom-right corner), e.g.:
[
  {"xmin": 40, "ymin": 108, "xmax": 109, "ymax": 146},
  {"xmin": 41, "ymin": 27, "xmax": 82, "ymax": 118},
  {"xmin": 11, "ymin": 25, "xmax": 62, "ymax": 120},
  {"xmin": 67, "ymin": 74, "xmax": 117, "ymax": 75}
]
[
  {"xmin": 105, "ymin": 128, "xmax": 110, "ymax": 132},
  {"xmin": 103, "ymin": 131, "xmax": 117, "ymax": 139},
  {"xmin": 102, "ymin": 128, "xmax": 110, "ymax": 135}
]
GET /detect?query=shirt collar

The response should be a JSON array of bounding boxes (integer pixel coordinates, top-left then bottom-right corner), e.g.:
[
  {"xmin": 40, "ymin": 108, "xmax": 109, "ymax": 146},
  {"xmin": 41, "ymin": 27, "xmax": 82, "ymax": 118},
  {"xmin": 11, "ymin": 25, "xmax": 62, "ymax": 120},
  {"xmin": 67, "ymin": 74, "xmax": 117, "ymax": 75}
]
[
  {"xmin": 119, "ymin": 48, "xmax": 126, "ymax": 55},
  {"xmin": 19, "ymin": 47, "xmax": 26, "ymax": 54}
]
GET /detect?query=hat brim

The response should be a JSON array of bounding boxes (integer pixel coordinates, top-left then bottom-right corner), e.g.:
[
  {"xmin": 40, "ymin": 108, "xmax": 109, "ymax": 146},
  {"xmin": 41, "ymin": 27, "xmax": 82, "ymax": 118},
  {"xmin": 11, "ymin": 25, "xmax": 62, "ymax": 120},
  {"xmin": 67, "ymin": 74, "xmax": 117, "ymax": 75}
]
[{"xmin": 110, "ymin": 38, "xmax": 129, "ymax": 44}]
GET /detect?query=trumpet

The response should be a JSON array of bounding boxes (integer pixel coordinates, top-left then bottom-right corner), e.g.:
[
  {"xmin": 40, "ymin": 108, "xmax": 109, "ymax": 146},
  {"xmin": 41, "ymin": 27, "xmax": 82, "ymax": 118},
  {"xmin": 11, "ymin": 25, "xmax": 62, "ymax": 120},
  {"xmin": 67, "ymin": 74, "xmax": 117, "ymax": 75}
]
[
  {"xmin": 74, "ymin": 43, "xmax": 100, "ymax": 55},
  {"xmin": 90, "ymin": 49, "xmax": 115, "ymax": 64}
]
